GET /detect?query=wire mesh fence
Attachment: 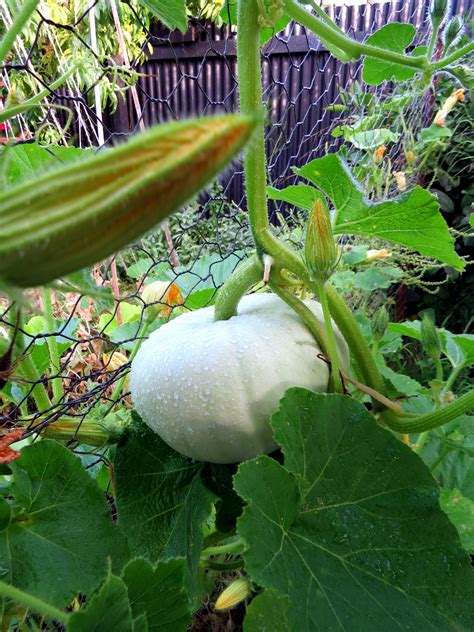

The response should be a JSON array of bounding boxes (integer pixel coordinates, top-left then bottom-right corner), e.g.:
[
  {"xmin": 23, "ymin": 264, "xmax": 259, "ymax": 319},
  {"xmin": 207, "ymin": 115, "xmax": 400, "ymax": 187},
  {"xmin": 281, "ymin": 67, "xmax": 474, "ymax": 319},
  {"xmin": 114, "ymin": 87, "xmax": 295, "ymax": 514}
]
[{"xmin": 0, "ymin": 0, "xmax": 471, "ymax": 444}]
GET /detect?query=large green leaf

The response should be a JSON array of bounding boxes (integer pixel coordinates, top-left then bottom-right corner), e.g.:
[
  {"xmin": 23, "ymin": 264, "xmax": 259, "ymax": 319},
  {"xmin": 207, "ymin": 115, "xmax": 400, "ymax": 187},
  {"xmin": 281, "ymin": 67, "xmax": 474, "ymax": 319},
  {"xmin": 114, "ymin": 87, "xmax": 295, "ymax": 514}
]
[
  {"xmin": 293, "ymin": 153, "xmax": 464, "ymax": 270},
  {"xmin": 243, "ymin": 590, "xmax": 290, "ymax": 632},
  {"xmin": 362, "ymin": 23, "xmax": 422, "ymax": 85},
  {"xmin": 122, "ymin": 558, "xmax": 191, "ymax": 631},
  {"xmin": 0, "ymin": 143, "xmax": 91, "ymax": 189},
  {"xmin": 440, "ymin": 488, "xmax": 474, "ymax": 554},
  {"xmin": 69, "ymin": 574, "xmax": 133, "ymax": 632},
  {"xmin": 114, "ymin": 424, "xmax": 216, "ymax": 605},
  {"xmin": 419, "ymin": 415, "xmax": 474, "ymax": 500},
  {"xmin": 234, "ymin": 390, "xmax": 474, "ymax": 631},
  {"xmin": 136, "ymin": 0, "xmax": 187, "ymax": 31},
  {"xmin": 69, "ymin": 559, "xmax": 190, "ymax": 631},
  {"xmin": 267, "ymin": 184, "xmax": 324, "ymax": 210},
  {"xmin": 0, "ymin": 440, "xmax": 129, "ymax": 608}
]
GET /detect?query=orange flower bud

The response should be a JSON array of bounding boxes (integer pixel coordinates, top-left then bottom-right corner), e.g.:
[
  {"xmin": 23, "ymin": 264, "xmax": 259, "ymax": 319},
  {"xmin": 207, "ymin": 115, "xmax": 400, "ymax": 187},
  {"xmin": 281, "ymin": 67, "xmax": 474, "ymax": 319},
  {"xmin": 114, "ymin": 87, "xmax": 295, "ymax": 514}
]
[{"xmin": 375, "ymin": 145, "xmax": 387, "ymax": 162}]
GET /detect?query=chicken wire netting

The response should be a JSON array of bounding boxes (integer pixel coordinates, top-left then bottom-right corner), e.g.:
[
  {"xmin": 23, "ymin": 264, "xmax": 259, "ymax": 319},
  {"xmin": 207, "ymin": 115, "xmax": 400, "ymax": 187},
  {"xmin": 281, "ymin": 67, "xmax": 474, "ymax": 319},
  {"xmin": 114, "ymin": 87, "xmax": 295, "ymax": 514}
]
[{"xmin": 0, "ymin": 0, "xmax": 471, "ymax": 444}]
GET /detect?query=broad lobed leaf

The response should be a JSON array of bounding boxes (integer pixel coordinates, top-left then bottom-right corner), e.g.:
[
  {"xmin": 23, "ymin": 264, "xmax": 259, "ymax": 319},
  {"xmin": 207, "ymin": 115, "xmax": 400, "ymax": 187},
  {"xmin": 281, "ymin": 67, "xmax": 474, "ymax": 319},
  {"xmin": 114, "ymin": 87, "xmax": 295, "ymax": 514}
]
[
  {"xmin": 0, "ymin": 440, "xmax": 129, "ymax": 608},
  {"xmin": 234, "ymin": 390, "xmax": 474, "ymax": 631},
  {"xmin": 274, "ymin": 153, "xmax": 465, "ymax": 270},
  {"xmin": 114, "ymin": 424, "xmax": 216, "ymax": 606}
]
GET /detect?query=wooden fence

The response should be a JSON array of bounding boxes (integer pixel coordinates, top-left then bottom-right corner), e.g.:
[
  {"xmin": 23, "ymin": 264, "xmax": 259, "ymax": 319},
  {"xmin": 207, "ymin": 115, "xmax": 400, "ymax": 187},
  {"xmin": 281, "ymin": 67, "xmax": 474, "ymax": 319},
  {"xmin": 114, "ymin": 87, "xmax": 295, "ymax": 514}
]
[{"xmin": 109, "ymin": 0, "xmax": 471, "ymax": 203}]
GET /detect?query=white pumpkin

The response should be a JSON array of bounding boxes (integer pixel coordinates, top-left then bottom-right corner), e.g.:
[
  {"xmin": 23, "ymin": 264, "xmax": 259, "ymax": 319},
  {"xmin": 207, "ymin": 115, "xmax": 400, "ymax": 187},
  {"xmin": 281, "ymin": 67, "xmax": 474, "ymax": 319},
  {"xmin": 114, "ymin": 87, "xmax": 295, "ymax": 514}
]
[{"xmin": 130, "ymin": 293, "xmax": 349, "ymax": 464}]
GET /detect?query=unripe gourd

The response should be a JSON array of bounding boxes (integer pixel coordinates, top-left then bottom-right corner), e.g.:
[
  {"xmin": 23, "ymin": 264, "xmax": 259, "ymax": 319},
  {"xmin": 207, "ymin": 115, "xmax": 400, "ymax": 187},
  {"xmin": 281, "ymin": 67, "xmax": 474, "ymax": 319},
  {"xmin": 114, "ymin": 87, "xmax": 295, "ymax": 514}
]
[{"xmin": 130, "ymin": 293, "xmax": 349, "ymax": 464}]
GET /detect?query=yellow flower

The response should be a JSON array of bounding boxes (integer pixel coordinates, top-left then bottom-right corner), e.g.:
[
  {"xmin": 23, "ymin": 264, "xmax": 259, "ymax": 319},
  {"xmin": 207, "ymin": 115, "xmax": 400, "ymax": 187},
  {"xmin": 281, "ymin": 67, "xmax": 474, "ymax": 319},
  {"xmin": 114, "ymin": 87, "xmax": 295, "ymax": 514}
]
[
  {"xmin": 434, "ymin": 88, "xmax": 465, "ymax": 127},
  {"xmin": 103, "ymin": 351, "xmax": 129, "ymax": 389},
  {"xmin": 365, "ymin": 249, "xmax": 392, "ymax": 263},
  {"xmin": 142, "ymin": 280, "xmax": 184, "ymax": 319},
  {"xmin": 393, "ymin": 171, "xmax": 407, "ymax": 192},
  {"xmin": 215, "ymin": 579, "xmax": 250, "ymax": 611}
]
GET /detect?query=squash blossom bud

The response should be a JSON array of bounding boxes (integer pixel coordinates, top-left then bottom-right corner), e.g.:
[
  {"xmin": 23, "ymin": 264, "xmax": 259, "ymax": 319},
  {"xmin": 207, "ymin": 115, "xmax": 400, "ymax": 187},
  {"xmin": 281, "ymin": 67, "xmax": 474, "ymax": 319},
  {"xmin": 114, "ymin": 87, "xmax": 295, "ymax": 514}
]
[
  {"xmin": 103, "ymin": 351, "xmax": 129, "ymax": 389},
  {"xmin": 434, "ymin": 88, "xmax": 465, "ymax": 127},
  {"xmin": 142, "ymin": 280, "xmax": 184, "ymax": 319},
  {"xmin": 215, "ymin": 579, "xmax": 251, "ymax": 611},
  {"xmin": 305, "ymin": 198, "xmax": 338, "ymax": 285},
  {"xmin": 406, "ymin": 150, "xmax": 415, "ymax": 166},
  {"xmin": 375, "ymin": 145, "xmax": 387, "ymax": 162},
  {"xmin": 103, "ymin": 351, "xmax": 128, "ymax": 372},
  {"xmin": 420, "ymin": 314, "xmax": 441, "ymax": 361},
  {"xmin": 430, "ymin": 0, "xmax": 449, "ymax": 25},
  {"xmin": 371, "ymin": 306, "xmax": 389, "ymax": 343},
  {"xmin": 0, "ymin": 114, "xmax": 256, "ymax": 287},
  {"xmin": 443, "ymin": 16, "xmax": 464, "ymax": 49}
]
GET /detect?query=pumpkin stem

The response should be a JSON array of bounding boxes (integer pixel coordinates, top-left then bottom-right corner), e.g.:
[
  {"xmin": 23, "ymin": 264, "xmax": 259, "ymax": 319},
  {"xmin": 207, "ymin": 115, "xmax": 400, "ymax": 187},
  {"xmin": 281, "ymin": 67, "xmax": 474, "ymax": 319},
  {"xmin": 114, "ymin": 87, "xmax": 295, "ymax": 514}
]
[{"xmin": 214, "ymin": 255, "xmax": 264, "ymax": 321}]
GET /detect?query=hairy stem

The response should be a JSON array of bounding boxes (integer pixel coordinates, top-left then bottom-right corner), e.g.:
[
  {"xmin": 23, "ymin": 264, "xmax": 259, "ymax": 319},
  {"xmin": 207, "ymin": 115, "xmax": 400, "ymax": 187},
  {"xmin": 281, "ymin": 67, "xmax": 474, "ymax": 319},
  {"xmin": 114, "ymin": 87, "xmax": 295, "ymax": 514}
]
[
  {"xmin": 236, "ymin": 0, "xmax": 390, "ymax": 406},
  {"xmin": 237, "ymin": 0, "xmax": 270, "ymax": 248},
  {"xmin": 214, "ymin": 256, "xmax": 263, "ymax": 321},
  {"xmin": 0, "ymin": 580, "xmax": 69, "ymax": 625},
  {"xmin": 323, "ymin": 284, "xmax": 386, "ymax": 397},
  {"xmin": 384, "ymin": 389, "xmax": 474, "ymax": 433},
  {"xmin": 15, "ymin": 311, "xmax": 52, "ymax": 413},
  {"xmin": 42, "ymin": 289, "xmax": 63, "ymax": 403},
  {"xmin": 269, "ymin": 281, "xmax": 330, "ymax": 358},
  {"xmin": 316, "ymin": 283, "xmax": 343, "ymax": 393},
  {"xmin": 0, "ymin": 65, "xmax": 78, "ymax": 123},
  {"xmin": 0, "ymin": 0, "xmax": 39, "ymax": 65},
  {"xmin": 431, "ymin": 41, "xmax": 474, "ymax": 70},
  {"xmin": 201, "ymin": 539, "xmax": 246, "ymax": 557},
  {"xmin": 285, "ymin": 0, "xmax": 429, "ymax": 70},
  {"xmin": 442, "ymin": 364, "xmax": 465, "ymax": 395}
]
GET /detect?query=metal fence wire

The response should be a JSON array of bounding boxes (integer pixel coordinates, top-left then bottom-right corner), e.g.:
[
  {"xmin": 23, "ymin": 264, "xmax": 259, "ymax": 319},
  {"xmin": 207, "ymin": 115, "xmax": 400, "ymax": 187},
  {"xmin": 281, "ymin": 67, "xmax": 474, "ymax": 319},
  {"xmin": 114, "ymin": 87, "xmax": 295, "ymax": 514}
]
[{"xmin": 0, "ymin": 0, "xmax": 471, "ymax": 444}]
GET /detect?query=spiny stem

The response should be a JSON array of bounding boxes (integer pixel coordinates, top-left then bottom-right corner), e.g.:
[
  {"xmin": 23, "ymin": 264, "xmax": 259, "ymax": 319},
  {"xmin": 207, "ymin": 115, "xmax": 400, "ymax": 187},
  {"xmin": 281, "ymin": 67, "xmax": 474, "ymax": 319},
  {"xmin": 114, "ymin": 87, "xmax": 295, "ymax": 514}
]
[
  {"xmin": 316, "ymin": 283, "xmax": 343, "ymax": 393},
  {"xmin": 442, "ymin": 364, "xmax": 465, "ymax": 395},
  {"xmin": 109, "ymin": 319, "xmax": 150, "ymax": 402},
  {"xmin": 384, "ymin": 389, "xmax": 474, "ymax": 433},
  {"xmin": 269, "ymin": 281, "xmax": 330, "ymax": 358},
  {"xmin": 285, "ymin": 0, "xmax": 429, "ymax": 70},
  {"xmin": 340, "ymin": 370, "xmax": 404, "ymax": 415},
  {"xmin": 431, "ymin": 41, "xmax": 474, "ymax": 70},
  {"xmin": 202, "ymin": 559, "xmax": 244, "ymax": 571},
  {"xmin": 214, "ymin": 256, "xmax": 263, "ymax": 321},
  {"xmin": 42, "ymin": 288, "xmax": 63, "ymax": 404},
  {"xmin": 0, "ymin": 64, "xmax": 78, "ymax": 123},
  {"xmin": 0, "ymin": 580, "xmax": 69, "ymax": 625},
  {"xmin": 38, "ymin": 416, "xmax": 125, "ymax": 447},
  {"xmin": 0, "ymin": 0, "xmax": 39, "ymax": 65},
  {"xmin": 237, "ymin": 0, "xmax": 269, "ymax": 247},
  {"xmin": 15, "ymin": 310, "xmax": 52, "ymax": 413},
  {"xmin": 236, "ymin": 0, "xmax": 388, "ymax": 406},
  {"xmin": 323, "ymin": 284, "xmax": 387, "ymax": 398},
  {"xmin": 201, "ymin": 539, "xmax": 246, "ymax": 557}
]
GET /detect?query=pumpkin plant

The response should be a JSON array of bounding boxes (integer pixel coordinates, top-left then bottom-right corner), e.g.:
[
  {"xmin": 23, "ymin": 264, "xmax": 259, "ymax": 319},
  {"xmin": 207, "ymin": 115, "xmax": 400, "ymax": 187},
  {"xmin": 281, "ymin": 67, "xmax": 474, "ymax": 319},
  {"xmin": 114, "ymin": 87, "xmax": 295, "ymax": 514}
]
[{"xmin": 0, "ymin": 0, "xmax": 473, "ymax": 629}]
